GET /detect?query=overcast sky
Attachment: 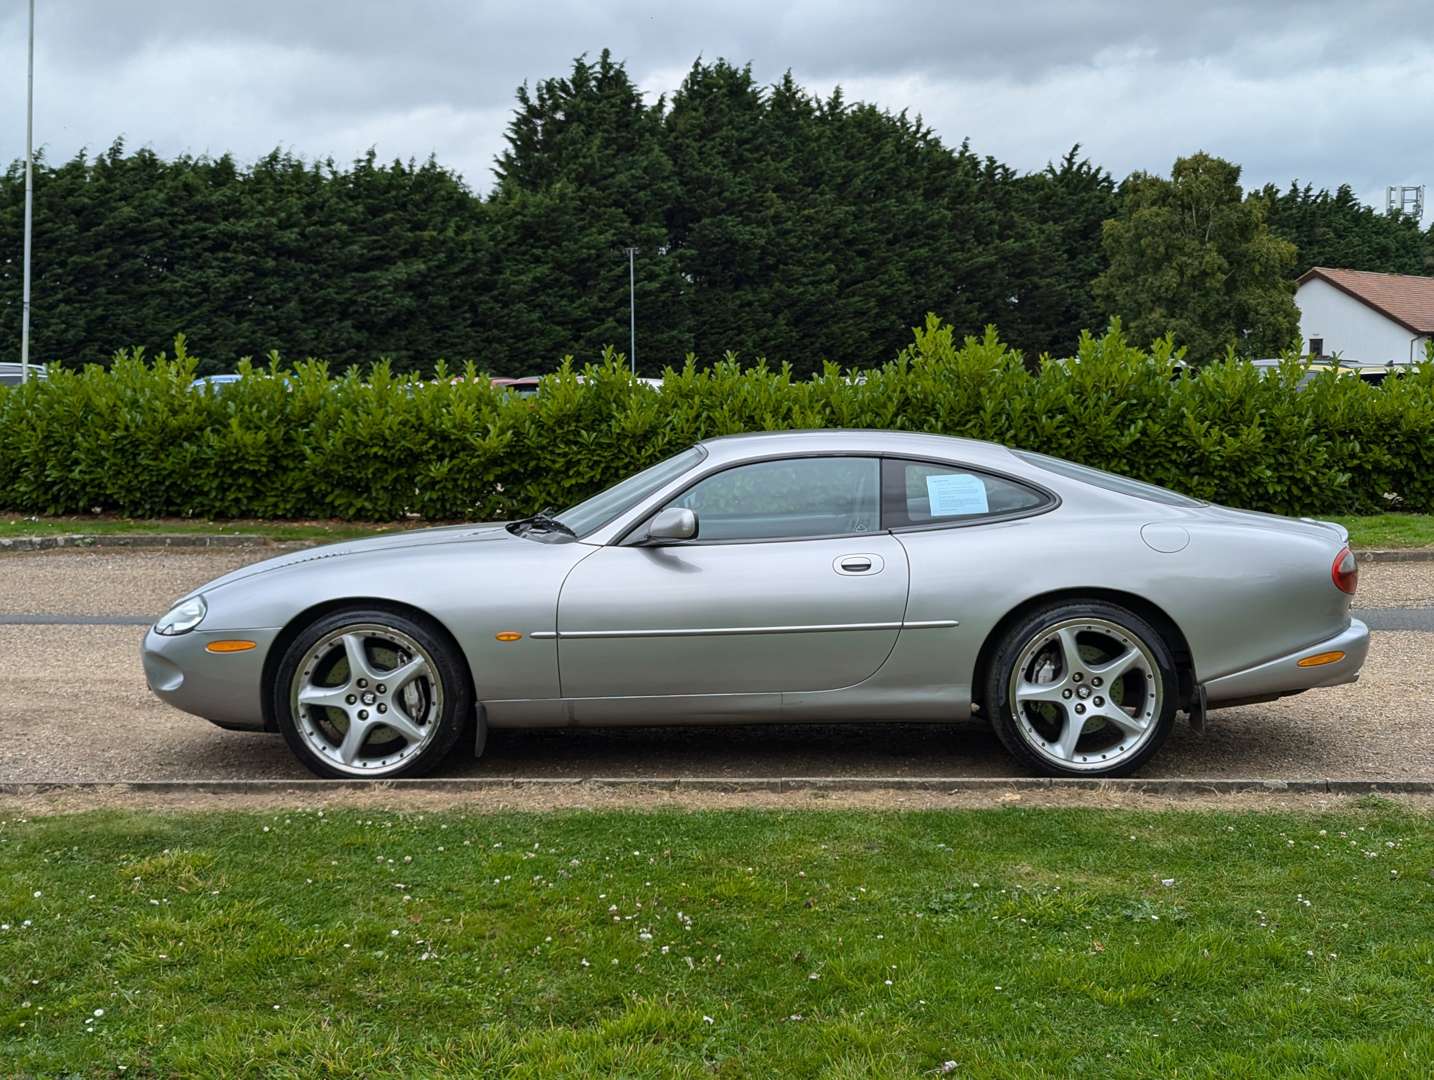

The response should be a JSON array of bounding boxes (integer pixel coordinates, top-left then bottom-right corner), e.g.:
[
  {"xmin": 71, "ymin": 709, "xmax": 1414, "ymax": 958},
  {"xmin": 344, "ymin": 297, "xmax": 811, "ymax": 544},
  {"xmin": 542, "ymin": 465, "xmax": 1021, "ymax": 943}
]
[{"xmin": 1, "ymin": 0, "xmax": 1430, "ymax": 213}]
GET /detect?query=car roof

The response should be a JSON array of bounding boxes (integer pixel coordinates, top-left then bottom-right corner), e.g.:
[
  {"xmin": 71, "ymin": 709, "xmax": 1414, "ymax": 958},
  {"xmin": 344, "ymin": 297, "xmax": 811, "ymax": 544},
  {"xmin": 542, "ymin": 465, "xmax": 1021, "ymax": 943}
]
[{"xmin": 696, "ymin": 428, "xmax": 1022, "ymax": 468}]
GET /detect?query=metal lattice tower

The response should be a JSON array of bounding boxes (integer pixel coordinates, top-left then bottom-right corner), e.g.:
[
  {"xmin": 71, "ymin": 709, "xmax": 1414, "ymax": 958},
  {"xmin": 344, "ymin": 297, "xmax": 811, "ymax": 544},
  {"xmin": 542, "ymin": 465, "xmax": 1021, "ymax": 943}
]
[{"xmin": 1386, "ymin": 185, "xmax": 1425, "ymax": 221}]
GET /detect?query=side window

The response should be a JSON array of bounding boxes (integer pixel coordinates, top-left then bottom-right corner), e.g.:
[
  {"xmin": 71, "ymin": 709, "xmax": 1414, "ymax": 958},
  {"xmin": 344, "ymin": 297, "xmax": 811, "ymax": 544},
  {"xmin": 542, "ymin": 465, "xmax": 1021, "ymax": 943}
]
[
  {"xmin": 882, "ymin": 459, "xmax": 1047, "ymax": 528},
  {"xmin": 667, "ymin": 457, "xmax": 880, "ymax": 542}
]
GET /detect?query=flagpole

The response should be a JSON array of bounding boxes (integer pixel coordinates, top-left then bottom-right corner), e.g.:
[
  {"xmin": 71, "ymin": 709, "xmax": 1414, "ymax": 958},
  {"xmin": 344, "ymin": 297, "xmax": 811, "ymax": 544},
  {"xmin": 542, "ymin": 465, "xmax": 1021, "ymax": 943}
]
[{"xmin": 20, "ymin": 0, "xmax": 35, "ymax": 382}]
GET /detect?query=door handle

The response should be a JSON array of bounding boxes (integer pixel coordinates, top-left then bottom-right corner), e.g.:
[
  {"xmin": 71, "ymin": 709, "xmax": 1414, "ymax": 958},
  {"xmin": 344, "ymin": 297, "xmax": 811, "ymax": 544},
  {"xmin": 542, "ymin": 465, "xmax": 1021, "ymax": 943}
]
[
  {"xmin": 834, "ymin": 553, "xmax": 884, "ymax": 576},
  {"xmin": 841, "ymin": 558, "xmax": 872, "ymax": 572}
]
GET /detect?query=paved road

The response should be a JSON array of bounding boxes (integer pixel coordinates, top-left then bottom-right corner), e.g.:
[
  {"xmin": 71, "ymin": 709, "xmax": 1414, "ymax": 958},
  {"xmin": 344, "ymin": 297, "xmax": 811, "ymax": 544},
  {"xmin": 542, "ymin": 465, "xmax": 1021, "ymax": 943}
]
[{"xmin": 2, "ymin": 548, "xmax": 1432, "ymax": 783}]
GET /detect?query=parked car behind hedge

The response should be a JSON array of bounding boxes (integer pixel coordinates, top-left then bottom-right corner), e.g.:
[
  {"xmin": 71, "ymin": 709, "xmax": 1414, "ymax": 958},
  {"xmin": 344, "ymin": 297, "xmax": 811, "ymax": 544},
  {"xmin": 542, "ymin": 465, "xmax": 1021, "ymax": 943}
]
[{"xmin": 0, "ymin": 362, "xmax": 47, "ymax": 386}]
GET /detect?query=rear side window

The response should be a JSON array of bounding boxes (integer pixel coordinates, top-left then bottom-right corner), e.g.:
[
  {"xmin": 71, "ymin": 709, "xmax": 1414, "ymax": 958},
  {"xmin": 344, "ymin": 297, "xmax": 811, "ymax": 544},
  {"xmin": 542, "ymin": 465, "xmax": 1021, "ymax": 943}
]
[
  {"xmin": 881, "ymin": 459, "xmax": 1049, "ymax": 528},
  {"xmin": 1012, "ymin": 450, "xmax": 1204, "ymax": 507}
]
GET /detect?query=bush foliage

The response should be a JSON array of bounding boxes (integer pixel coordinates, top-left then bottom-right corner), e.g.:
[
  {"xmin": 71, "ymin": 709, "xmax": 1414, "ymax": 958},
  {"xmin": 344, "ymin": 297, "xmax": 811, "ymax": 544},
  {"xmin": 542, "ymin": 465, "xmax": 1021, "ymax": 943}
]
[{"xmin": 2, "ymin": 318, "xmax": 1431, "ymax": 521}]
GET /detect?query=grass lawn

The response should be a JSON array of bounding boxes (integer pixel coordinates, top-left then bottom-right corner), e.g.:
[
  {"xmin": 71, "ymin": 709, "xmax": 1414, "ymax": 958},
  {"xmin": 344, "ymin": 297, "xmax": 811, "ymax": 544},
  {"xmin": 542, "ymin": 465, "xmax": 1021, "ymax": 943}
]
[
  {"xmin": 1331, "ymin": 513, "xmax": 1434, "ymax": 551},
  {"xmin": 0, "ymin": 514, "xmax": 395, "ymax": 544},
  {"xmin": 2, "ymin": 805, "xmax": 1432, "ymax": 1077}
]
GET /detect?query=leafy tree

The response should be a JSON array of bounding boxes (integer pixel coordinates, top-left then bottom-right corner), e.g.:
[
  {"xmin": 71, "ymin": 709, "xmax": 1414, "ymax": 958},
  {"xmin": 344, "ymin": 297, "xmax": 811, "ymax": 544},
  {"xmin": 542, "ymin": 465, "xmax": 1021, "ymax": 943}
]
[
  {"xmin": 16, "ymin": 61, "xmax": 1423, "ymax": 377},
  {"xmin": 0, "ymin": 141, "xmax": 489, "ymax": 373},
  {"xmin": 488, "ymin": 49, "xmax": 689, "ymax": 371},
  {"xmin": 1261, "ymin": 181, "xmax": 1427, "ymax": 278},
  {"xmin": 1012, "ymin": 147, "xmax": 1118, "ymax": 358},
  {"xmin": 1094, "ymin": 153, "xmax": 1298, "ymax": 362}
]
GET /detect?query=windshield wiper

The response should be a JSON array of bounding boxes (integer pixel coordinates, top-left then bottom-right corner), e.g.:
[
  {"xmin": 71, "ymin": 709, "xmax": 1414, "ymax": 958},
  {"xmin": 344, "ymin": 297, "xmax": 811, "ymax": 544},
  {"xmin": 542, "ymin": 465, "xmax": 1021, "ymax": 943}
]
[{"xmin": 507, "ymin": 507, "xmax": 577, "ymax": 539}]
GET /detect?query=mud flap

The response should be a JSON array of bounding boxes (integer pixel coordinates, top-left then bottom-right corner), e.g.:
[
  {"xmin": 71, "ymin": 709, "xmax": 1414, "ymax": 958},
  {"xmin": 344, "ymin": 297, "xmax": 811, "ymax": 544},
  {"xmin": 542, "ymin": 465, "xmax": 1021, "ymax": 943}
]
[{"xmin": 1186, "ymin": 683, "xmax": 1209, "ymax": 735}]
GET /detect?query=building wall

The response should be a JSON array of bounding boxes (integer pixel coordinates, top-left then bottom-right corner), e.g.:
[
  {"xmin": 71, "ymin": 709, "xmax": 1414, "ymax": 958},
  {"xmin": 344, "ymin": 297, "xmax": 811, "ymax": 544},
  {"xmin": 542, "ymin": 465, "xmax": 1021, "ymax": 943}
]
[{"xmin": 1296, "ymin": 277, "xmax": 1428, "ymax": 363}]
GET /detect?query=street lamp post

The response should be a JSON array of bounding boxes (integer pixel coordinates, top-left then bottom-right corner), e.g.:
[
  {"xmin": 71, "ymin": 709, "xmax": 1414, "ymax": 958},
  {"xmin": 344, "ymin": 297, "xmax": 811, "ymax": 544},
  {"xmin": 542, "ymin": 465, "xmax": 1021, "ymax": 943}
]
[
  {"xmin": 624, "ymin": 246, "xmax": 637, "ymax": 375},
  {"xmin": 20, "ymin": 0, "xmax": 35, "ymax": 382}
]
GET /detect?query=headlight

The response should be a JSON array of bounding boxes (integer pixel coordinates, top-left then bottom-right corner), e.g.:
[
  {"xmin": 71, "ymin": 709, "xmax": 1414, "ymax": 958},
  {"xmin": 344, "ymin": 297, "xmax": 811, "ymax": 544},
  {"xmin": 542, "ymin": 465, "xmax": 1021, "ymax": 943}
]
[{"xmin": 155, "ymin": 596, "xmax": 207, "ymax": 636}]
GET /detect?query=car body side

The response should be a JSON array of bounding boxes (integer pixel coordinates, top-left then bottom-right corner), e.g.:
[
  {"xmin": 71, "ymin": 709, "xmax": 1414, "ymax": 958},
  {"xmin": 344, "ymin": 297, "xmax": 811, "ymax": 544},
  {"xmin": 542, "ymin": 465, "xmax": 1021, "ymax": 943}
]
[{"xmin": 142, "ymin": 431, "xmax": 1367, "ymax": 737}]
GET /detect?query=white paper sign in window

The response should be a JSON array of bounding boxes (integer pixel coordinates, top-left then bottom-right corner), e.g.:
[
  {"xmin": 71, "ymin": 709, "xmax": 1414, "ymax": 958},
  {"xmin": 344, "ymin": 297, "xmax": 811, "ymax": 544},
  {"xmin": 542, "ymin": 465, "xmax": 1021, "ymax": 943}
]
[{"xmin": 925, "ymin": 472, "xmax": 989, "ymax": 517}]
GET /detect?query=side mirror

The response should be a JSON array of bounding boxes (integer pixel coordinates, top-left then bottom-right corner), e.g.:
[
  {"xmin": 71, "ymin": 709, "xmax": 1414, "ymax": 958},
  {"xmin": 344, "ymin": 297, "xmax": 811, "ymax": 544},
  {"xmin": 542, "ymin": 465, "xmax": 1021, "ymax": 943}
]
[{"xmin": 643, "ymin": 506, "xmax": 698, "ymax": 544}]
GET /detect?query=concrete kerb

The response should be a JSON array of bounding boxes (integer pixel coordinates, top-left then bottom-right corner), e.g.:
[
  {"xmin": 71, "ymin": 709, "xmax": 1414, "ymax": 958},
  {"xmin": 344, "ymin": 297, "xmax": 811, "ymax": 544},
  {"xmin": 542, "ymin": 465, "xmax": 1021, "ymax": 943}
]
[
  {"xmin": 0, "ymin": 534, "xmax": 310, "ymax": 553},
  {"xmin": 1354, "ymin": 548, "xmax": 1434, "ymax": 563},
  {"xmin": 4, "ymin": 776, "xmax": 1434, "ymax": 797}
]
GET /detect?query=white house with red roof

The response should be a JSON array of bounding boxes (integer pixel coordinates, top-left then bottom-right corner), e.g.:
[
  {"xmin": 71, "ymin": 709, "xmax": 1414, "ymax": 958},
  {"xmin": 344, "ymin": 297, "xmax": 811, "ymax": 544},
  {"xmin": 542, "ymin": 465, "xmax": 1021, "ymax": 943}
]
[{"xmin": 1295, "ymin": 267, "xmax": 1434, "ymax": 365}]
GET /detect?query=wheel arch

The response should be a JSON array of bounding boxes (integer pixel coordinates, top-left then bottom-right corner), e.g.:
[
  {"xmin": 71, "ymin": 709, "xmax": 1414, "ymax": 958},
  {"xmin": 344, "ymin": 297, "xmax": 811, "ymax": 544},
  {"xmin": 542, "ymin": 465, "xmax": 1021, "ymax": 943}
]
[
  {"xmin": 971, "ymin": 588, "xmax": 1196, "ymax": 716},
  {"xmin": 259, "ymin": 597, "xmax": 476, "ymax": 733}
]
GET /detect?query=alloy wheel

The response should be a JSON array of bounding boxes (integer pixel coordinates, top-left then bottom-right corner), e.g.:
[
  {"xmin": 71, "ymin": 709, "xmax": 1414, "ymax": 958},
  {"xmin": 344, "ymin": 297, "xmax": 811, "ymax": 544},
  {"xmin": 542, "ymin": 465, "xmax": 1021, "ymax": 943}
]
[
  {"xmin": 289, "ymin": 623, "xmax": 445, "ymax": 777},
  {"xmin": 1006, "ymin": 616, "xmax": 1164, "ymax": 773}
]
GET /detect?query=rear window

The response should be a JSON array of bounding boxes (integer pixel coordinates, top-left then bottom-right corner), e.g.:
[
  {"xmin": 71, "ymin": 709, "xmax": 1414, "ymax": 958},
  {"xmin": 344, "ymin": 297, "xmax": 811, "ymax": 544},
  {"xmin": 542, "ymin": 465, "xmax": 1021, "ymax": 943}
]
[
  {"xmin": 882, "ymin": 459, "xmax": 1050, "ymax": 528},
  {"xmin": 1013, "ymin": 450, "xmax": 1203, "ymax": 507}
]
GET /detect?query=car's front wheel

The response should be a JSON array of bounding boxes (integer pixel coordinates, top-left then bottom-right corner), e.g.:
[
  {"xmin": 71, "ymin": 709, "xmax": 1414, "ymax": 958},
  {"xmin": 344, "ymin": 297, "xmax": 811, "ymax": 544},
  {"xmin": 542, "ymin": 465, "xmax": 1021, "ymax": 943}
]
[
  {"xmin": 985, "ymin": 601, "xmax": 1178, "ymax": 778},
  {"xmin": 273, "ymin": 607, "xmax": 472, "ymax": 779}
]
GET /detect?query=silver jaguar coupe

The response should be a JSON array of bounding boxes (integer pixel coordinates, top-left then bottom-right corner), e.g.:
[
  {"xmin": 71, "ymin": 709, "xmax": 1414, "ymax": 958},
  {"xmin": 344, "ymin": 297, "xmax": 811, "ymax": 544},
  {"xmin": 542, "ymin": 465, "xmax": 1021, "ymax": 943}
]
[{"xmin": 142, "ymin": 430, "xmax": 1369, "ymax": 779}]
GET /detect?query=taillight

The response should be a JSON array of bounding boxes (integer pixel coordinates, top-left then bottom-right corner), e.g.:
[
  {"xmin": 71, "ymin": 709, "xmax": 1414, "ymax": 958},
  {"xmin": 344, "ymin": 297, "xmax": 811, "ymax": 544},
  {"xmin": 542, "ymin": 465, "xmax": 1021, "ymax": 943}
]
[{"xmin": 1331, "ymin": 546, "xmax": 1358, "ymax": 595}]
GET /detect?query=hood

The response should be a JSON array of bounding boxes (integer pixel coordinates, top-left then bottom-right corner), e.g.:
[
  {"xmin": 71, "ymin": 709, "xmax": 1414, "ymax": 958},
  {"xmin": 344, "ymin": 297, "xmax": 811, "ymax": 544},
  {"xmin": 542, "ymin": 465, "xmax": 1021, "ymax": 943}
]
[{"xmin": 195, "ymin": 522, "xmax": 513, "ymax": 595}]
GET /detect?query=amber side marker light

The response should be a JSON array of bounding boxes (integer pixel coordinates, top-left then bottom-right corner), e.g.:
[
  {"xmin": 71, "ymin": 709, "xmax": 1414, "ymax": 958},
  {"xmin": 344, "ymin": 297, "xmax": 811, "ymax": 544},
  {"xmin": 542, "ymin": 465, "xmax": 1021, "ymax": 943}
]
[
  {"xmin": 495, "ymin": 631, "xmax": 523, "ymax": 642},
  {"xmin": 205, "ymin": 640, "xmax": 256, "ymax": 654},
  {"xmin": 1297, "ymin": 651, "xmax": 1346, "ymax": 668}
]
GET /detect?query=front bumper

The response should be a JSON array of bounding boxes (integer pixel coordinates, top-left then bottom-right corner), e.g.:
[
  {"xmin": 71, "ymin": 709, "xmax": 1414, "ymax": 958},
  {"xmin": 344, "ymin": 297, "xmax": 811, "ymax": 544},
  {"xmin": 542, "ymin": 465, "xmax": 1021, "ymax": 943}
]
[
  {"xmin": 1203, "ymin": 618, "xmax": 1370, "ymax": 708},
  {"xmin": 141, "ymin": 626, "xmax": 281, "ymax": 732}
]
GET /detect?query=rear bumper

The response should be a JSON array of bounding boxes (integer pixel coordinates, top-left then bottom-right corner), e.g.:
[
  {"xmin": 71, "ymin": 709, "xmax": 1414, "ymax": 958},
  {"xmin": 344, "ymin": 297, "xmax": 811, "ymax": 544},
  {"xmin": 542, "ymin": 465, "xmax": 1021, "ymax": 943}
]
[
  {"xmin": 1204, "ymin": 618, "xmax": 1369, "ymax": 708},
  {"xmin": 141, "ymin": 626, "xmax": 279, "ymax": 732}
]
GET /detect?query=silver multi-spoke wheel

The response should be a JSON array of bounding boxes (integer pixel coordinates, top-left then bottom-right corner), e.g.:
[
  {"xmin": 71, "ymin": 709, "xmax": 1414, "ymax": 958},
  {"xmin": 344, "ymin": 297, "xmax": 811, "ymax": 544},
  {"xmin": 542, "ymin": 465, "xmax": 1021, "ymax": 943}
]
[
  {"xmin": 1007, "ymin": 616, "xmax": 1164, "ymax": 773},
  {"xmin": 289, "ymin": 623, "xmax": 445, "ymax": 777}
]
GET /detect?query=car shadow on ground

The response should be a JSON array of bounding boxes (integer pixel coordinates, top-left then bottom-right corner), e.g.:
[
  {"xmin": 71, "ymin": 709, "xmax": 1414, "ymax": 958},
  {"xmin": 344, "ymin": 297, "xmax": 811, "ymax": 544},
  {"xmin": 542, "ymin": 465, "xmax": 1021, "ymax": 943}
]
[
  {"xmin": 120, "ymin": 711, "xmax": 1352, "ymax": 783},
  {"xmin": 463, "ymin": 721, "xmax": 1012, "ymax": 779}
]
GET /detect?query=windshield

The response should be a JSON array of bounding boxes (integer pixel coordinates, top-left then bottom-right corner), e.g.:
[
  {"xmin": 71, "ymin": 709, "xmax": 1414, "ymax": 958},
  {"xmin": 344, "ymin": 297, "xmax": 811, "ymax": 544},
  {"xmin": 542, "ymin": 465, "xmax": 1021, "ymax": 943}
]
[
  {"xmin": 555, "ymin": 446, "xmax": 707, "ymax": 537},
  {"xmin": 1013, "ymin": 450, "xmax": 1204, "ymax": 508}
]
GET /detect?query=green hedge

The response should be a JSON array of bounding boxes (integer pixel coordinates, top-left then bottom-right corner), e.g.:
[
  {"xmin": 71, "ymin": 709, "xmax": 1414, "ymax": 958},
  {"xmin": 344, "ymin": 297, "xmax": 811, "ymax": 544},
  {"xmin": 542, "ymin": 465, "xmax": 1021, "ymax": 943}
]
[{"xmin": 2, "ymin": 318, "xmax": 1432, "ymax": 521}]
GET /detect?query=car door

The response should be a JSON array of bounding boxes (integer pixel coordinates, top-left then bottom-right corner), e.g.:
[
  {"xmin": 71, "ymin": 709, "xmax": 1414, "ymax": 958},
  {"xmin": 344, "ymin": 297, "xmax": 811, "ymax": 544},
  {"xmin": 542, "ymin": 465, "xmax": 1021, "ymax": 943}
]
[{"xmin": 555, "ymin": 455, "xmax": 910, "ymax": 698}]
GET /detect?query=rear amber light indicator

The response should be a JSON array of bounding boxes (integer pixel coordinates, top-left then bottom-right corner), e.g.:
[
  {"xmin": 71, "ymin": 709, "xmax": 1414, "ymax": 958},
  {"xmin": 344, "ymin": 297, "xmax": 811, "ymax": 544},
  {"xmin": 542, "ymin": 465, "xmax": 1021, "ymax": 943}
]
[
  {"xmin": 1331, "ymin": 546, "xmax": 1358, "ymax": 595},
  {"xmin": 495, "ymin": 631, "xmax": 523, "ymax": 642},
  {"xmin": 205, "ymin": 640, "xmax": 256, "ymax": 653},
  {"xmin": 1297, "ymin": 651, "xmax": 1346, "ymax": 668}
]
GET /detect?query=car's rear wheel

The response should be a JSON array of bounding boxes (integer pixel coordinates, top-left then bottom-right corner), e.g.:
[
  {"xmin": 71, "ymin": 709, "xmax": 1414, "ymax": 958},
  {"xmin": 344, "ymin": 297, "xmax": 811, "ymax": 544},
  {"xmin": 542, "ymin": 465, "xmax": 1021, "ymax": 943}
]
[
  {"xmin": 273, "ymin": 608, "xmax": 471, "ymax": 779},
  {"xmin": 985, "ymin": 601, "xmax": 1177, "ymax": 778}
]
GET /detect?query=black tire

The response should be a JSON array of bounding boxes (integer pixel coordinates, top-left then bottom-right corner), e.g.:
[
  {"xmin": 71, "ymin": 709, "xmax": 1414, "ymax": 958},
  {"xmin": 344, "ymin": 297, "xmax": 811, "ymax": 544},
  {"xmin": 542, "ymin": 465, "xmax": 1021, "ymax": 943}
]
[
  {"xmin": 984, "ymin": 600, "xmax": 1179, "ymax": 778},
  {"xmin": 272, "ymin": 606, "xmax": 473, "ymax": 779}
]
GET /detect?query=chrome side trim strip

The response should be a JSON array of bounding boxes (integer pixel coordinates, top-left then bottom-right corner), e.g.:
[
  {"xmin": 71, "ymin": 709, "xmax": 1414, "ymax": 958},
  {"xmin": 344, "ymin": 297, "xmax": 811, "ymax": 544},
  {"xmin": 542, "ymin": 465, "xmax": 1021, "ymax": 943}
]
[{"xmin": 532, "ymin": 619, "xmax": 957, "ymax": 641}]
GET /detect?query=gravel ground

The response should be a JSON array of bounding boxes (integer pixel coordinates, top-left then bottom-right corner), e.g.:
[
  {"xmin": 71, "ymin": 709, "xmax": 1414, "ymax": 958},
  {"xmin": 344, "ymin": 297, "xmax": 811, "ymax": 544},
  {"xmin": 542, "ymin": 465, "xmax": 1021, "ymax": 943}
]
[
  {"xmin": 0, "ymin": 548, "xmax": 1429, "ymax": 783},
  {"xmin": 0, "ymin": 548, "xmax": 259, "ymax": 616}
]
